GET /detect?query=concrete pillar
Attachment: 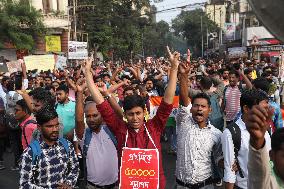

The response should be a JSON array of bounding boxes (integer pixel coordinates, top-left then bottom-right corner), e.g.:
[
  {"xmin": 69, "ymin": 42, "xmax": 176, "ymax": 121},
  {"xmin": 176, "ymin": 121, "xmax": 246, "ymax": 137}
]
[
  {"xmin": 31, "ymin": 0, "xmax": 43, "ymax": 11},
  {"xmin": 49, "ymin": 0, "xmax": 58, "ymax": 11},
  {"xmin": 58, "ymin": 0, "xmax": 68, "ymax": 14}
]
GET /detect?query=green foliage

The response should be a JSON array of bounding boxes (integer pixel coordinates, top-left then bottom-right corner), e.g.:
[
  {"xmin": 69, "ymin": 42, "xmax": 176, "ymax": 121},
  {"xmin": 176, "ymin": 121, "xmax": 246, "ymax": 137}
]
[
  {"xmin": 172, "ymin": 9, "xmax": 220, "ymax": 57},
  {"xmin": 143, "ymin": 21, "xmax": 170, "ymax": 57},
  {"xmin": 78, "ymin": 0, "xmax": 189, "ymax": 59},
  {"xmin": 0, "ymin": 0, "xmax": 45, "ymax": 50}
]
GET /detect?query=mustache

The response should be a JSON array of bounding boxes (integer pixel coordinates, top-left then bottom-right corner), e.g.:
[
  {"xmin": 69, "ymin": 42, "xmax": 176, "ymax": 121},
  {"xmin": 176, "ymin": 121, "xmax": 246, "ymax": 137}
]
[{"xmin": 50, "ymin": 132, "xmax": 59, "ymax": 135}]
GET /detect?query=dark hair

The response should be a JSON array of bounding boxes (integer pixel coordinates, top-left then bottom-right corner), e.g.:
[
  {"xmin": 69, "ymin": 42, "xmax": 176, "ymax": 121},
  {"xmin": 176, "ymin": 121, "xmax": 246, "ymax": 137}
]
[
  {"xmin": 29, "ymin": 88, "xmax": 56, "ymax": 109},
  {"xmin": 85, "ymin": 96, "xmax": 93, "ymax": 103},
  {"xmin": 271, "ymin": 128, "xmax": 284, "ymax": 152},
  {"xmin": 44, "ymin": 76, "xmax": 52, "ymax": 80},
  {"xmin": 222, "ymin": 68, "xmax": 229, "ymax": 74},
  {"xmin": 200, "ymin": 76, "xmax": 212, "ymax": 90},
  {"xmin": 52, "ymin": 81, "xmax": 59, "ymax": 85},
  {"xmin": 191, "ymin": 93, "xmax": 211, "ymax": 106},
  {"xmin": 6, "ymin": 80, "xmax": 15, "ymax": 91},
  {"xmin": 1, "ymin": 76, "xmax": 9, "ymax": 84},
  {"xmin": 244, "ymin": 68, "xmax": 252, "ymax": 75},
  {"xmin": 229, "ymin": 69, "xmax": 240, "ymax": 78},
  {"xmin": 16, "ymin": 99, "xmax": 31, "ymax": 115},
  {"xmin": 35, "ymin": 106, "xmax": 58, "ymax": 126},
  {"xmin": 144, "ymin": 77, "xmax": 155, "ymax": 84},
  {"xmin": 253, "ymin": 77, "xmax": 270, "ymax": 93},
  {"xmin": 123, "ymin": 94, "xmax": 145, "ymax": 111},
  {"xmin": 240, "ymin": 89, "xmax": 269, "ymax": 113},
  {"xmin": 56, "ymin": 84, "xmax": 69, "ymax": 94},
  {"xmin": 123, "ymin": 86, "xmax": 134, "ymax": 95}
]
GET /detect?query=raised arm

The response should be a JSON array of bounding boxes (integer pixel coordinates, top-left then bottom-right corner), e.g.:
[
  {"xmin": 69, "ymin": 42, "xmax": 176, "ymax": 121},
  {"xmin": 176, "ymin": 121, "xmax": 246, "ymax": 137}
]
[
  {"xmin": 179, "ymin": 62, "xmax": 191, "ymax": 106},
  {"xmin": 21, "ymin": 60, "xmax": 27, "ymax": 79},
  {"xmin": 97, "ymin": 82, "xmax": 124, "ymax": 119},
  {"xmin": 84, "ymin": 58, "xmax": 105, "ymax": 105},
  {"xmin": 246, "ymin": 105, "xmax": 274, "ymax": 189},
  {"xmin": 75, "ymin": 81, "xmax": 87, "ymax": 140},
  {"xmin": 163, "ymin": 46, "xmax": 179, "ymax": 104},
  {"xmin": 238, "ymin": 70, "xmax": 252, "ymax": 89}
]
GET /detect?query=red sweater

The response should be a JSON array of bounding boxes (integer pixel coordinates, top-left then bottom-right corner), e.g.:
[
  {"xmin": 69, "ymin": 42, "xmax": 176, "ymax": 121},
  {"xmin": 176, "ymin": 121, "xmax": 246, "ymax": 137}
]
[{"xmin": 97, "ymin": 100, "xmax": 173, "ymax": 189}]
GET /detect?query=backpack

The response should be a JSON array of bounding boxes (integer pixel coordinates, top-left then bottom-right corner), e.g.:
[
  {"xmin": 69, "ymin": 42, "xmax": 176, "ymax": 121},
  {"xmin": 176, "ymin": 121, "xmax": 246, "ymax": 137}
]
[
  {"xmin": 208, "ymin": 93, "xmax": 224, "ymax": 131},
  {"xmin": 226, "ymin": 122, "xmax": 244, "ymax": 178},
  {"xmin": 22, "ymin": 120, "xmax": 37, "ymax": 147},
  {"xmin": 82, "ymin": 125, "xmax": 117, "ymax": 187},
  {"xmin": 29, "ymin": 138, "xmax": 70, "ymax": 166},
  {"xmin": 4, "ymin": 92, "xmax": 20, "ymax": 129},
  {"xmin": 83, "ymin": 125, "xmax": 117, "ymax": 156}
]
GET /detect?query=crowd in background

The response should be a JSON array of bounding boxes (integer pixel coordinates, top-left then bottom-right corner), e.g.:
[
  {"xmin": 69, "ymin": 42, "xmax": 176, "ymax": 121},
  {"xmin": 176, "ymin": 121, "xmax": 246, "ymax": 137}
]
[{"xmin": 0, "ymin": 47, "xmax": 283, "ymax": 189}]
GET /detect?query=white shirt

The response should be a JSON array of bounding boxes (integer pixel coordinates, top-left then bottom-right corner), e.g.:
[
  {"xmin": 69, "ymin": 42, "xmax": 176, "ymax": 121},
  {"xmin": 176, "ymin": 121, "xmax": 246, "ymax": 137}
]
[
  {"xmin": 222, "ymin": 117, "xmax": 271, "ymax": 188},
  {"xmin": 147, "ymin": 89, "xmax": 159, "ymax": 96},
  {"xmin": 79, "ymin": 127, "xmax": 118, "ymax": 185},
  {"xmin": 176, "ymin": 105, "xmax": 223, "ymax": 184},
  {"xmin": 1, "ymin": 79, "xmax": 28, "ymax": 107}
]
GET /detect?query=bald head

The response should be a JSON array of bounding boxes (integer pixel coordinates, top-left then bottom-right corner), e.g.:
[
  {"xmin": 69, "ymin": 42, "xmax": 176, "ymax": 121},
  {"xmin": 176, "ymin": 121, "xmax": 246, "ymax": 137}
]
[{"xmin": 84, "ymin": 101, "xmax": 103, "ymax": 131}]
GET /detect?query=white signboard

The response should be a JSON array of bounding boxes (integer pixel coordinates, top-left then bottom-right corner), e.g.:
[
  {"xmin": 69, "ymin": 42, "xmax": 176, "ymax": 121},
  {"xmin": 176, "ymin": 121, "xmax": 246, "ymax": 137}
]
[
  {"xmin": 68, "ymin": 41, "xmax": 88, "ymax": 59},
  {"xmin": 56, "ymin": 55, "xmax": 67, "ymax": 69}
]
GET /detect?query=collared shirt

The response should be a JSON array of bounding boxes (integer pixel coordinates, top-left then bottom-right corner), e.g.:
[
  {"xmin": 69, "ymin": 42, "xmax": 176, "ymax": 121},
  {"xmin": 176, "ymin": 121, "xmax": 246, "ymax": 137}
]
[
  {"xmin": 56, "ymin": 100, "xmax": 76, "ymax": 135},
  {"xmin": 222, "ymin": 117, "xmax": 271, "ymax": 188},
  {"xmin": 225, "ymin": 85, "xmax": 242, "ymax": 121},
  {"xmin": 19, "ymin": 116, "xmax": 37, "ymax": 150},
  {"xmin": 79, "ymin": 127, "xmax": 118, "ymax": 186},
  {"xmin": 19, "ymin": 139, "xmax": 79, "ymax": 189},
  {"xmin": 175, "ymin": 105, "xmax": 223, "ymax": 184}
]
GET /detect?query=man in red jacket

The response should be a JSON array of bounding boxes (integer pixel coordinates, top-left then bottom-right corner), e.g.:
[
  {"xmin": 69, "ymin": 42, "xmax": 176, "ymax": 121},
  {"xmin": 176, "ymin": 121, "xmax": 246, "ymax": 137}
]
[{"xmin": 84, "ymin": 46, "xmax": 179, "ymax": 189}]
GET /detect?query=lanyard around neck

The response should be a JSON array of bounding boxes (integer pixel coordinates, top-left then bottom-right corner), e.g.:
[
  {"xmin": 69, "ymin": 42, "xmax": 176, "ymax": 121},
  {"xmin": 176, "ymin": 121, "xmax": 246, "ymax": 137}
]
[{"xmin": 124, "ymin": 124, "xmax": 157, "ymax": 149}]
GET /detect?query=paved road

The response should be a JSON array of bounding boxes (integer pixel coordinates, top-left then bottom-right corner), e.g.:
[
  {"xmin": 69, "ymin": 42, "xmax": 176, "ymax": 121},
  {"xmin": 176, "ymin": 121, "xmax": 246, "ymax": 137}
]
[{"xmin": 0, "ymin": 141, "xmax": 223, "ymax": 189}]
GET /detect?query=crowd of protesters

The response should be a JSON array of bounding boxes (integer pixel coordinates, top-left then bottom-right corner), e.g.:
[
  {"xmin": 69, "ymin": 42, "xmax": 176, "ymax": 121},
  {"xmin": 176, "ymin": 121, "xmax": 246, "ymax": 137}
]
[{"xmin": 0, "ymin": 47, "xmax": 283, "ymax": 189}]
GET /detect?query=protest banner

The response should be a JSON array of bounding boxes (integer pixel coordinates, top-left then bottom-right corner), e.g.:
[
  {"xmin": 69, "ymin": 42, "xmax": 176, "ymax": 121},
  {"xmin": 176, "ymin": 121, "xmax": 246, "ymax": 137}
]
[
  {"xmin": 23, "ymin": 55, "xmax": 55, "ymax": 71},
  {"xmin": 45, "ymin": 36, "xmax": 61, "ymax": 52},
  {"xmin": 68, "ymin": 41, "xmax": 88, "ymax": 59},
  {"xmin": 224, "ymin": 23, "xmax": 236, "ymax": 41},
  {"xmin": 55, "ymin": 55, "xmax": 67, "ymax": 69},
  {"xmin": 120, "ymin": 148, "xmax": 159, "ymax": 189},
  {"xmin": 6, "ymin": 60, "xmax": 22, "ymax": 73}
]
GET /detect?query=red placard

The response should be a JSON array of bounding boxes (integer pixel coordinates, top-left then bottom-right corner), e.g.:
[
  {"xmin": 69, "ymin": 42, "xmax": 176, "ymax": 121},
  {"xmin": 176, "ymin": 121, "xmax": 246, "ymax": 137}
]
[{"xmin": 119, "ymin": 147, "xmax": 159, "ymax": 189}]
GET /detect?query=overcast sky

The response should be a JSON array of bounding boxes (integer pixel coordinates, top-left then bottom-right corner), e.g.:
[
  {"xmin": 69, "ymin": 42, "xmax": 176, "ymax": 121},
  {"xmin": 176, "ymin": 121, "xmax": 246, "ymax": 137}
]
[{"xmin": 151, "ymin": 0, "xmax": 207, "ymax": 24}]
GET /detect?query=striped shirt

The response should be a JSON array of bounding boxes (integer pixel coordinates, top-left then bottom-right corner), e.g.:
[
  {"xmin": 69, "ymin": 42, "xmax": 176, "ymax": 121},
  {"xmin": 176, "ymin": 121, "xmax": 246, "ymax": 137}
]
[
  {"xmin": 19, "ymin": 139, "xmax": 79, "ymax": 189},
  {"xmin": 175, "ymin": 105, "xmax": 223, "ymax": 184},
  {"xmin": 225, "ymin": 86, "xmax": 242, "ymax": 121}
]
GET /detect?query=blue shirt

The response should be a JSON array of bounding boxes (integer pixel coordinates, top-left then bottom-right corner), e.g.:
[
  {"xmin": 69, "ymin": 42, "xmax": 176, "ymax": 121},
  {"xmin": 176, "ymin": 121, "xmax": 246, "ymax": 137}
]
[
  {"xmin": 56, "ymin": 100, "xmax": 76, "ymax": 135},
  {"xmin": 269, "ymin": 100, "xmax": 283, "ymax": 130}
]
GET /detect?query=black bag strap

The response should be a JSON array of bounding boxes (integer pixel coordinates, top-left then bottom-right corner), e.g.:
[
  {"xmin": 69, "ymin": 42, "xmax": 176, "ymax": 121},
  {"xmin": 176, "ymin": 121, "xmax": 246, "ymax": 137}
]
[
  {"xmin": 23, "ymin": 120, "xmax": 37, "ymax": 147},
  {"xmin": 227, "ymin": 122, "xmax": 244, "ymax": 178}
]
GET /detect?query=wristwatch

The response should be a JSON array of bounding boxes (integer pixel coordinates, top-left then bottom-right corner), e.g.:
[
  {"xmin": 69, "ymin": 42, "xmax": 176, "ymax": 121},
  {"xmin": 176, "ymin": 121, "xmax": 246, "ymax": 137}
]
[{"xmin": 104, "ymin": 93, "xmax": 112, "ymax": 100}]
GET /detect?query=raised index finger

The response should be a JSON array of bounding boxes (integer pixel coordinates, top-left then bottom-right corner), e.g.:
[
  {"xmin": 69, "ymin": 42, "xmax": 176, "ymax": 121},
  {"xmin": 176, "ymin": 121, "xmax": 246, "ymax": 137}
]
[{"xmin": 166, "ymin": 46, "xmax": 172, "ymax": 56}]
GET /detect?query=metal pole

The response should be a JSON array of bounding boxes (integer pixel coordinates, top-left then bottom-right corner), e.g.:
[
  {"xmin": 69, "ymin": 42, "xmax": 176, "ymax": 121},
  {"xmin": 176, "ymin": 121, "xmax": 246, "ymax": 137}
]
[
  {"xmin": 207, "ymin": 28, "xmax": 209, "ymax": 59},
  {"xmin": 201, "ymin": 15, "xmax": 204, "ymax": 58},
  {"xmin": 220, "ymin": 9, "xmax": 222, "ymax": 45},
  {"xmin": 142, "ymin": 32, "xmax": 145, "ymax": 60},
  {"xmin": 73, "ymin": 0, "xmax": 77, "ymax": 41}
]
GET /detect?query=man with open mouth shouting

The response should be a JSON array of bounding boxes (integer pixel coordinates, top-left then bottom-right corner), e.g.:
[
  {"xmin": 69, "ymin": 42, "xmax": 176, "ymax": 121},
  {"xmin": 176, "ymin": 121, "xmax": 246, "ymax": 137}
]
[{"xmin": 175, "ymin": 61, "xmax": 223, "ymax": 189}]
